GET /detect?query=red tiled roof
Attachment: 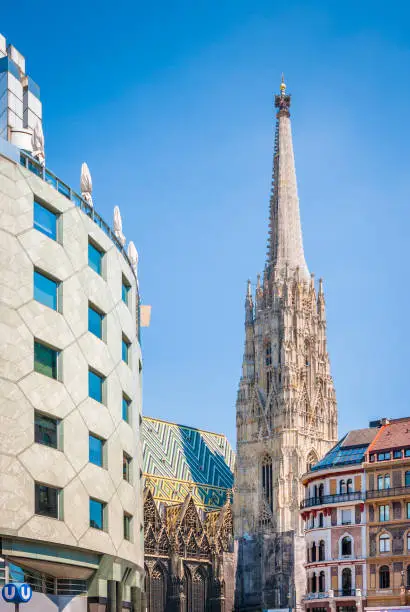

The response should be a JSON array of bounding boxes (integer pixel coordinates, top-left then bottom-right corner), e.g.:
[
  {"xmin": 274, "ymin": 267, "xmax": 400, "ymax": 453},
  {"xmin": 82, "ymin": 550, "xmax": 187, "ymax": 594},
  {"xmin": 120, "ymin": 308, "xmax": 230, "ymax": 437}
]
[{"xmin": 368, "ymin": 418, "xmax": 410, "ymax": 452}]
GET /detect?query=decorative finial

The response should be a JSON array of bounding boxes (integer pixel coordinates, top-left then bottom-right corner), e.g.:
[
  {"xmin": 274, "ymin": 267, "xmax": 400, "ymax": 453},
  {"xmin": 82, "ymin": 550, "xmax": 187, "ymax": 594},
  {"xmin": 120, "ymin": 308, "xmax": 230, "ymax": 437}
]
[
  {"xmin": 247, "ymin": 279, "xmax": 252, "ymax": 298},
  {"xmin": 280, "ymin": 73, "xmax": 286, "ymax": 95},
  {"xmin": 275, "ymin": 74, "xmax": 291, "ymax": 114}
]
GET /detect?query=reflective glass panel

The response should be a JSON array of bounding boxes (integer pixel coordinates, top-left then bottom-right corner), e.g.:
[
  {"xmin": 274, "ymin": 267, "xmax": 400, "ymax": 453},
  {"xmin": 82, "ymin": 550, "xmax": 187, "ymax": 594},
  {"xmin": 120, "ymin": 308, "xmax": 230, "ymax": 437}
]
[
  {"xmin": 88, "ymin": 305, "xmax": 104, "ymax": 339},
  {"xmin": 34, "ymin": 200, "xmax": 57, "ymax": 240},
  {"xmin": 88, "ymin": 242, "xmax": 103, "ymax": 275},
  {"xmin": 89, "ymin": 370, "xmax": 103, "ymax": 403},
  {"xmin": 34, "ymin": 341, "xmax": 58, "ymax": 379},
  {"xmin": 35, "ymin": 483, "xmax": 58, "ymax": 518},
  {"xmin": 122, "ymin": 338, "xmax": 130, "ymax": 364},
  {"xmin": 34, "ymin": 271, "xmax": 58, "ymax": 310},
  {"xmin": 35, "ymin": 412, "xmax": 58, "ymax": 448},
  {"xmin": 90, "ymin": 498, "xmax": 104, "ymax": 530},
  {"xmin": 89, "ymin": 435, "xmax": 103, "ymax": 467},
  {"xmin": 122, "ymin": 396, "xmax": 130, "ymax": 422},
  {"xmin": 122, "ymin": 278, "xmax": 130, "ymax": 304}
]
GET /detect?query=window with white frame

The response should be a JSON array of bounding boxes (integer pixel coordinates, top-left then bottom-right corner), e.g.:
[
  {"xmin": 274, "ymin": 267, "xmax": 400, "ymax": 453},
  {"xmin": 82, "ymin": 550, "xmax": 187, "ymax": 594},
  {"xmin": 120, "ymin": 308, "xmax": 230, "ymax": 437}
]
[
  {"xmin": 341, "ymin": 509, "xmax": 352, "ymax": 525},
  {"xmin": 379, "ymin": 533, "xmax": 390, "ymax": 552}
]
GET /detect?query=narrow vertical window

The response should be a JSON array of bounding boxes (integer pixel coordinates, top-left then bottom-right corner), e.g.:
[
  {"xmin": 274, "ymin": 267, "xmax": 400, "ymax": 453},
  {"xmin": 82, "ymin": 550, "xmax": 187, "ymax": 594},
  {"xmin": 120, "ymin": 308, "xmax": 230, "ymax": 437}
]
[
  {"xmin": 88, "ymin": 369, "xmax": 105, "ymax": 403},
  {"xmin": 35, "ymin": 483, "xmax": 60, "ymax": 518},
  {"xmin": 89, "ymin": 434, "xmax": 105, "ymax": 467},
  {"xmin": 90, "ymin": 498, "xmax": 105, "ymax": 530},
  {"xmin": 122, "ymin": 335, "xmax": 131, "ymax": 365},
  {"xmin": 261, "ymin": 455, "xmax": 273, "ymax": 512},
  {"xmin": 88, "ymin": 241, "xmax": 103, "ymax": 276},
  {"xmin": 34, "ymin": 200, "xmax": 58, "ymax": 240},
  {"xmin": 122, "ymin": 395, "xmax": 131, "ymax": 423},
  {"xmin": 34, "ymin": 412, "xmax": 59, "ymax": 449},
  {"xmin": 123, "ymin": 452, "xmax": 132, "ymax": 483},
  {"xmin": 122, "ymin": 275, "xmax": 131, "ymax": 305},
  {"xmin": 34, "ymin": 270, "xmax": 60, "ymax": 311},
  {"xmin": 34, "ymin": 340, "xmax": 59, "ymax": 380},
  {"xmin": 88, "ymin": 303, "xmax": 104, "ymax": 339},
  {"xmin": 124, "ymin": 513, "xmax": 132, "ymax": 541}
]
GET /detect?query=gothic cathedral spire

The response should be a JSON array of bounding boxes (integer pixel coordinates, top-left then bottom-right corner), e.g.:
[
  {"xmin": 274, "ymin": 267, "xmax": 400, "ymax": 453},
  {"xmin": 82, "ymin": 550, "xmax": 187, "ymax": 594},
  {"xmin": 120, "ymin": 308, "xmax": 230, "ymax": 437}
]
[
  {"xmin": 267, "ymin": 76, "xmax": 309, "ymax": 282},
  {"xmin": 234, "ymin": 79, "xmax": 338, "ymax": 612}
]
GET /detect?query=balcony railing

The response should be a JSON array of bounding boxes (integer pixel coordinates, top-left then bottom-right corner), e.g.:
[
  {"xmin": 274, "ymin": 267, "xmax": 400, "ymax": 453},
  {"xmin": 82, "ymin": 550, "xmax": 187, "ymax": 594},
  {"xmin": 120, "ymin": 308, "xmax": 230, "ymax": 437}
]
[
  {"xmin": 300, "ymin": 491, "xmax": 363, "ymax": 509},
  {"xmin": 333, "ymin": 590, "xmax": 356, "ymax": 597},
  {"xmin": 303, "ymin": 592, "xmax": 329, "ymax": 600},
  {"xmin": 366, "ymin": 485, "xmax": 410, "ymax": 499},
  {"xmin": 19, "ymin": 151, "xmax": 135, "ymax": 276}
]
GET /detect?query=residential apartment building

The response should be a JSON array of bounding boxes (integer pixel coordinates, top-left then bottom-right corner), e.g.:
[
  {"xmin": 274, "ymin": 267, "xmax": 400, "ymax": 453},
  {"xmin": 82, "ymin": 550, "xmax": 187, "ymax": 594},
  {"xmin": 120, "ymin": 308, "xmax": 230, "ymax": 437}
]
[
  {"xmin": 300, "ymin": 426, "xmax": 380, "ymax": 612},
  {"xmin": 0, "ymin": 33, "xmax": 144, "ymax": 612},
  {"xmin": 365, "ymin": 417, "xmax": 410, "ymax": 609},
  {"xmin": 300, "ymin": 419, "xmax": 410, "ymax": 612}
]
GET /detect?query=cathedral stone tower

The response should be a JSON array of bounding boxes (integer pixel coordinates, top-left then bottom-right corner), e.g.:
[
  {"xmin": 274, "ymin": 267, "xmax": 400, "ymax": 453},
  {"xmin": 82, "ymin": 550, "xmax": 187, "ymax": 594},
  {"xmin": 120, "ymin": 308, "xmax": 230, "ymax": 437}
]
[{"xmin": 234, "ymin": 79, "xmax": 338, "ymax": 611}]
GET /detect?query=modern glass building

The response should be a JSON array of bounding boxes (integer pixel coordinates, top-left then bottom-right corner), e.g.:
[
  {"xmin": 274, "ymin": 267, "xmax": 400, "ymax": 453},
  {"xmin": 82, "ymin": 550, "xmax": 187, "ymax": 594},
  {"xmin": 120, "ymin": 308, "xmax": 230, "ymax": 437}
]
[{"xmin": 0, "ymin": 33, "xmax": 144, "ymax": 612}]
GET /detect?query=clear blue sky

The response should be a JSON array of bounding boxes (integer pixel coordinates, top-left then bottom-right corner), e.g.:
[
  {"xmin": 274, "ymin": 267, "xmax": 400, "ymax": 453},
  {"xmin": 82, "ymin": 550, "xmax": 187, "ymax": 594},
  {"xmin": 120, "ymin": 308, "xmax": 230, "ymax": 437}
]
[{"xmin": 4, "ymin": 1, "xmax": 410, "ymax": 447}]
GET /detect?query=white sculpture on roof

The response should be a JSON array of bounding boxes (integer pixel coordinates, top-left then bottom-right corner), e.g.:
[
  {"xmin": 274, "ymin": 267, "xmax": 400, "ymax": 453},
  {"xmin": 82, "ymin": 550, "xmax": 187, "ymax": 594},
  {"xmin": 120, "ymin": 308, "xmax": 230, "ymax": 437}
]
[
  {"xmin": 80, "ymin": 162, "xmax": 93, "ymax": 207},
  {"xmin": 31, "ymin": 121, "xmax": 45, "ymax": 166},
  {"xmin": 127, "ymin": 241, "xmax": 138, "ymax": 274},
  {"xmin": 113, "ymin": 206, "xmax": 126, "ymax": 246}
]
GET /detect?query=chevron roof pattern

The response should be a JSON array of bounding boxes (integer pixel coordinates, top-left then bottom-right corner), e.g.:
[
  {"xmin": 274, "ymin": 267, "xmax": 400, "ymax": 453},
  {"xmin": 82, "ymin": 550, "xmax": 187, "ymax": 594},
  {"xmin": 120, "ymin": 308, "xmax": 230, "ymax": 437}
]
[{"xmin": 142, "ymin": 417, "xmax": 235, "ymax": 510}]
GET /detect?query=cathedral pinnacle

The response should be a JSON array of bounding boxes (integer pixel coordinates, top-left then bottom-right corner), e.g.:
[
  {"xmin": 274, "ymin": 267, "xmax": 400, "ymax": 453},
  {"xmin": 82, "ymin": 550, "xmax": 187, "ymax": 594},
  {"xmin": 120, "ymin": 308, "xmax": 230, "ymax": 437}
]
[{"xmin": 267, "ymin": 77, "xmax": 310, "ymax": 282}]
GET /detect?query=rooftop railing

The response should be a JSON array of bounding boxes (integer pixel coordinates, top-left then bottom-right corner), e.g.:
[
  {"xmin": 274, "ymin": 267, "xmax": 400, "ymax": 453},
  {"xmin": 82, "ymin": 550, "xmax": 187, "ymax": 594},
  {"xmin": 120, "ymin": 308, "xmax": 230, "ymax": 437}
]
[
  {"xmin": 366, "ymin": 485, "xmax": 410, "ymax": 499},
  {"xmin": 19, "ymin": 151, "xmax": 135, "ymax": 276},
  {"xmin": 300, "ymin": 491, "xmax": 363, "ymax": 509}
]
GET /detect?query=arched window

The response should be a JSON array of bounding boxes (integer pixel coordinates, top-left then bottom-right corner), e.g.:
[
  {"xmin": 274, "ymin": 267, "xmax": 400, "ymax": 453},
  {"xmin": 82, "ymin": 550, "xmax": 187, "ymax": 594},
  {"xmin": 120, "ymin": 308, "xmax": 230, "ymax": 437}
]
[
  {"xmin": 319, "ymin": 571, "xmax": 325, "ymax": 593},
  {"xmin": 311, "ymin": 542, "xmax": 317, "ymax": 562},
  {"xmin": 319, "ymin": 513, "xmax": 324, "ymax": 528},
  {"xmin": 341, "ymin": 536, "xmax": 352, "ymax": 556},
  {"xmin": 151, "ymin": 564, "xmax": 166, "ymax": 612},
  {"xmin": 378, "ymin": 475, "xmax": 384, "ymax": 491},
  {"xmin": 346, "ymin": 479, "xmax": 353, "ymax": 493},
  {"xmin": 312, "ymin": 572, "xmax": 317, "ymax": 593},
  {"xmin": 407, "ymin": 565, "xmax": 410, "ymax": 588},
  {"xmin": 379, "ymin": 566, "xmax": 390, "ymax": 589},
  {"xmin": 261, "ymin": 455, "xmax": 273, "ymax": 512},
  {"xmin": 319, "ymin": 540, "xmax": 325, "ymax": 561},
  {"xmin": 192, "ymin": 568, "xmax": 206, "ymax": 612},
  {"xmin": 379, "ymin": 534, "xmax": 391, "ymax": 553},
  {"xmin": 342, "ymin": 568, "xmax": 352, "ymax": 594},
  {"xmin": 384, "ymin": 474, "xmax": 390, "ymax": 489},
  {"xmin": 318, "ymin": 484, "xmax": 324, "ymax": 499},
  {"xmin": 340, "ymin": 480, "xmax": 346, "ymax": 494},
  {"xmin": 307, "ymin": 451, "xmax": 318, "ymax": 472}
]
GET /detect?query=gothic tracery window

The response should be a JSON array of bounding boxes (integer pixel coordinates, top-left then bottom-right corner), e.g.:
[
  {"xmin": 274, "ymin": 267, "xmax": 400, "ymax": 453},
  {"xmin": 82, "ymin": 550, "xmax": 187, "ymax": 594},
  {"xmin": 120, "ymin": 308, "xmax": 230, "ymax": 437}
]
[
  {"xmin": 261, "ymin": 455, "xmax": 273, "ymax": 512},
  {"xmin": 192, "ymin": 568, "xmax": 206, "ymax": 612},
  {"xmin": 151, "ymin": 564, "xmax": 166, "ymax": 612}
]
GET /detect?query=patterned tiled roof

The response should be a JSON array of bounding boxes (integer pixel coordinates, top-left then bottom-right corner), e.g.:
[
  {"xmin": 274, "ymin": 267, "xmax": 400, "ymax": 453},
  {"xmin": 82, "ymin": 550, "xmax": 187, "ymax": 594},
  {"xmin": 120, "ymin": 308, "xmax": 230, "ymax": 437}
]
[{"xmin": 142, "ymin": 416, "xmax": 235, "ymax": 510}]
